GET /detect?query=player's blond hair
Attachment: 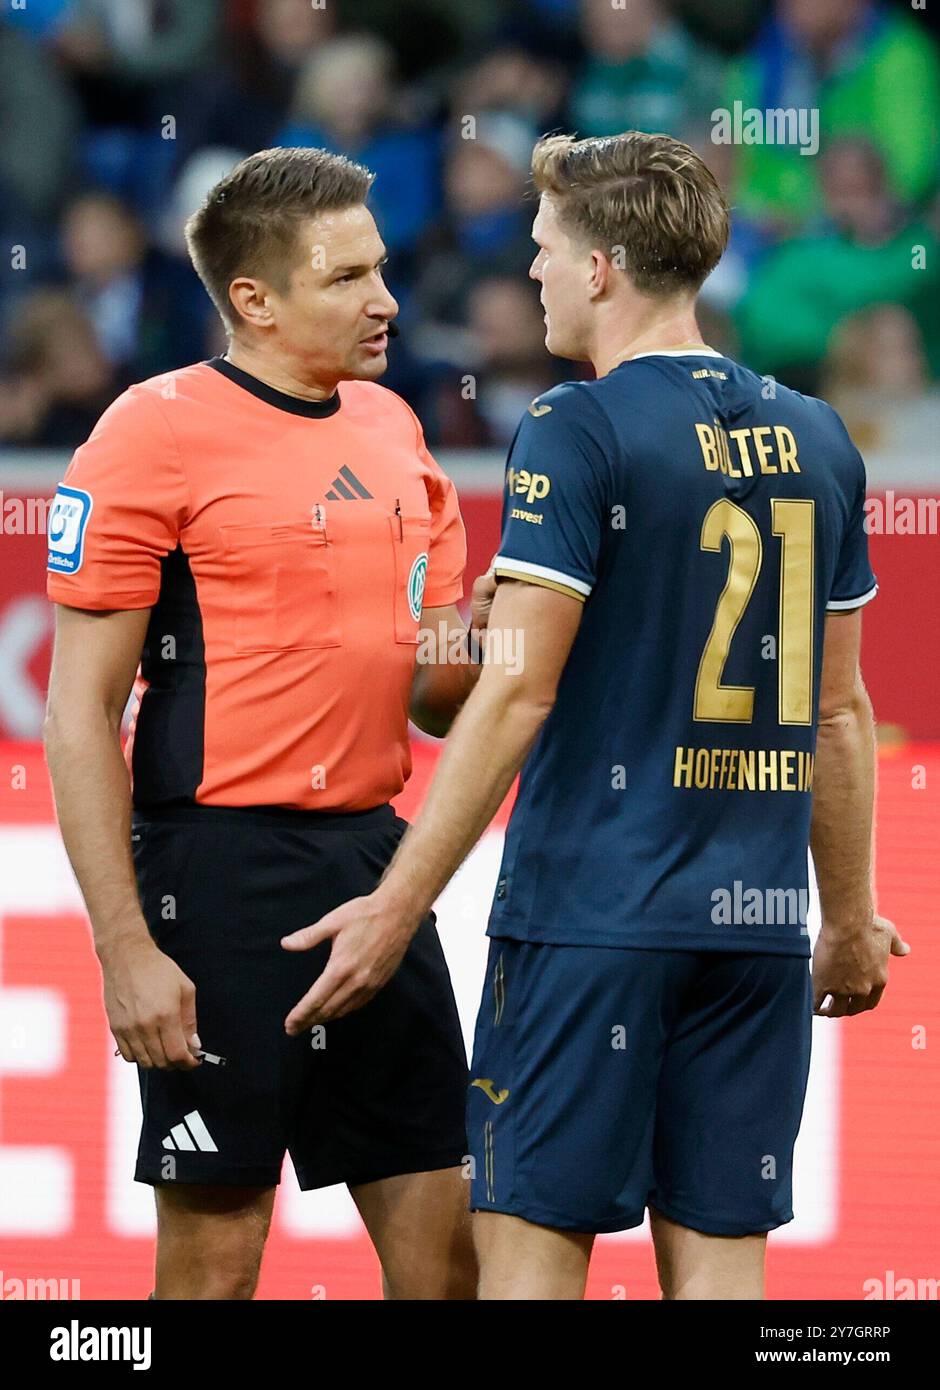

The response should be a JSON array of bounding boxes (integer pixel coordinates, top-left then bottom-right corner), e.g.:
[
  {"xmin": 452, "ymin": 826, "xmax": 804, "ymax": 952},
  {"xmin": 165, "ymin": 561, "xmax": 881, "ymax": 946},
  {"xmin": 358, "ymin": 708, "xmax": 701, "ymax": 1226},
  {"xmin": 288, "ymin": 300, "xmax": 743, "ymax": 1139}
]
[
  {"xmin": 531, "ymin": 131, "xmax": 730, "ymax": 295},
  {"xmin": 185, "ymin": 147, "xmax": 375, "ymax": 329}
]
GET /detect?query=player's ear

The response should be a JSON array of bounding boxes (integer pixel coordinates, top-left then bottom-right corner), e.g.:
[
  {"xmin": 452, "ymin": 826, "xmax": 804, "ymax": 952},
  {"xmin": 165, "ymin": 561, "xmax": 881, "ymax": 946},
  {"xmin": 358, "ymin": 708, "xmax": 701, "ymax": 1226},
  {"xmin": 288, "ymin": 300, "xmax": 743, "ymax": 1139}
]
[
  {"xmin": 588, "ymin": 249, "xmax": 609, "ymax": 300},
  {"xmin": 228, "ymin": 277, "xmax": 275, "ymax": 331}
]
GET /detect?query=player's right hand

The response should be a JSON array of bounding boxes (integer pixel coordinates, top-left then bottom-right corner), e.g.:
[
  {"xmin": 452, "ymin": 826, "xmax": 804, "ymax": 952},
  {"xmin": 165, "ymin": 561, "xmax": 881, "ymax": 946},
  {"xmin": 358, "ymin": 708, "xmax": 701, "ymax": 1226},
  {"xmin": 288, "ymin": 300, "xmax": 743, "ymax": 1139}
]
[
  {"xmin": 100, "ymin": 937, "xmax": 201, "ymax": 1069},
  {"xmin": 812, "ymin": 913, "xmax": 910, "ymax": 1018}
]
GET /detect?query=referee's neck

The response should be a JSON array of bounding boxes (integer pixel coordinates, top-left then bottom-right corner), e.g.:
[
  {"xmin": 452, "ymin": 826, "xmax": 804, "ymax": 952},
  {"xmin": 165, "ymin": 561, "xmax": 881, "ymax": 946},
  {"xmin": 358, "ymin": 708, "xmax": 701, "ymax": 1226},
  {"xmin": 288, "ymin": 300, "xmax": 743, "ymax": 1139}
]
[{"xmin": 223, "ymin": 343, "xmax": 339, "ymax": 403}]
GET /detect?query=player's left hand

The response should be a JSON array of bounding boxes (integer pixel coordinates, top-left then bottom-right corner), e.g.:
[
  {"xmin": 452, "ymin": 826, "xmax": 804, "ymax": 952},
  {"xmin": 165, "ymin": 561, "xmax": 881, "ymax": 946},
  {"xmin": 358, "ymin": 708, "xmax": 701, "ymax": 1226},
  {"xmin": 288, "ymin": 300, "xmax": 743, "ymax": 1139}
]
[
  {"xmin": 470, "ymin": 561, "xmax": 497, "ymax": 632},
  {"xmin": 812, "ymin": 913, "xmax": 910, "ymax": 1017},
  {"xmin": 280, "ymin": 892, "xmax": 417, "ymax": 1030}
]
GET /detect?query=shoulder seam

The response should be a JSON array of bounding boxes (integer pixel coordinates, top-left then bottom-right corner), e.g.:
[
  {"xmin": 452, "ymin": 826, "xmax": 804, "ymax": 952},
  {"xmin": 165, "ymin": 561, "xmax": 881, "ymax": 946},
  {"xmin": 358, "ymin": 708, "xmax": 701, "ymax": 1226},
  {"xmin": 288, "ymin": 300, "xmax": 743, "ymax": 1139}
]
[{"xmin": 133, "ymin": 383, "xmax": 193, "ymax": 524}]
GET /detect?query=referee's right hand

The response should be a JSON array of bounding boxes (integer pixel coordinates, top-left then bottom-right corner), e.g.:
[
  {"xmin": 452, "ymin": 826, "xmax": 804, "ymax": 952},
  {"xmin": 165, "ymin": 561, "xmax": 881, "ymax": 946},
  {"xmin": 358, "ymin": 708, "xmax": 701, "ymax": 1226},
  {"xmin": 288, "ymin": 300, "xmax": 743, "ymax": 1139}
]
[{"xmin": 100, "ymin": 935, "xmax": 201, "ymax": 1070}]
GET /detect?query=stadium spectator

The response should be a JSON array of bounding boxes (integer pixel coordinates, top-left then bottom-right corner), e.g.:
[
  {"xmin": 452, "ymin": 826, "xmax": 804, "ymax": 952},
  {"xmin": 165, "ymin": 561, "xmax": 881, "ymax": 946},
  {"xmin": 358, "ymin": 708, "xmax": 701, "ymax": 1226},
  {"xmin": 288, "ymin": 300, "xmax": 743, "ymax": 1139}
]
[
  {"xmin": 725, "ymin": 0, "xmax": 940, "ymax": 232},
  {"xmin": 413, "ymin": 113, "xmax": 536, "ymax": 333},
  {"xmin": 429, "ymin": 276, "xmax": 565, "ymax": 447},
  {"xmin": 56, "ymin": 0, "xmax": 217, "ymax": 88},
  {"xmin": 451, "ymin": 44, "xmax": 569, "ymax": 132},
  {"xmin": 569, "ymin": 0, "xmax": 724, "ymax": 142},
  {"xmin": 52, "ymin": 1, "xmax": 219, "ymax": 213},
  {"xmin": 736, "ymin": 139, "xmax": 940, "ymax": 390},
  {"xmin": 278, "ymin": 34, "xmax": 440, "ymax": 262},
  {"xmin": 822, "ymin": 305, "xmax": 940, "ymax": 456},
  {"xmin": 0, "ymin": 290, "xmax": 118, "ymax": 447},
  {"xmin": 0, "ymin": 20, "xmax": 79, "ymax": 225},
  {"xmin": 691, "ymin": 126, "xmax": 767, "ymax": 312},
  {"xmin": 156, "ymin": 148, "xmax": 246, "ymax": 259},
  {"xmin": 2, "ymin": 1, "xmax": 940, "ymax": 453},
  {"xmin": 60, "ymin": 192, "xmax": 212, "ymax": 379},
  {"xmin": 178, "ymin": 0, "xmax": 336, "ymax": 161},
  {"xmin": 323, "ymin": 0, "xmax": 492, "ymax": 80}
]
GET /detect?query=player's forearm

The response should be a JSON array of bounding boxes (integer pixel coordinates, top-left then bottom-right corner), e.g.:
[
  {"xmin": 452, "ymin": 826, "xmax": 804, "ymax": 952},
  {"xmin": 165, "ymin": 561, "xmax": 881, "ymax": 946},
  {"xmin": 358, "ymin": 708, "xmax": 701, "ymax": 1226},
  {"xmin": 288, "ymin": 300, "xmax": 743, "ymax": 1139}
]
[
  {"xmin": 43, "ymin": 712, "xmax": 150, "ymax": 957},
  {"xmin": 383, "ymin": 672, "xmax": 551, "ymax": 919},
  {"xmin": 809, "ymin": 680, "xmax": 876, "ymax": 936}
]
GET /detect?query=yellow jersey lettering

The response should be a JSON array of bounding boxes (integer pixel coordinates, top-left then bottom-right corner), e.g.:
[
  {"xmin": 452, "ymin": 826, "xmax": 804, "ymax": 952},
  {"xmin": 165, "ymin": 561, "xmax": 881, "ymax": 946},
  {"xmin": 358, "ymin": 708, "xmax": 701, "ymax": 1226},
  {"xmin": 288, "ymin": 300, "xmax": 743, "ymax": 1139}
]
[
  {"xmin": 775, "ymin": 426, "xmax": 800, "ymax": 473},
  {"xmin": 728, "ymin": 428, "xmax": 755, "ymax": 477},
  {"xmin": 673, "ymin": 746, "xmax": 812, "ymax": 790},
  {"xmin": 674, "ymin": 745, "xmax": 695, "ymax": 788},
  {"xmin": 696, "ymin": 423, "xmax": 721, "ymax": 471},
  {"xmin": 753, "ymin": 426, "xmax": 777, "ymax": 474}
]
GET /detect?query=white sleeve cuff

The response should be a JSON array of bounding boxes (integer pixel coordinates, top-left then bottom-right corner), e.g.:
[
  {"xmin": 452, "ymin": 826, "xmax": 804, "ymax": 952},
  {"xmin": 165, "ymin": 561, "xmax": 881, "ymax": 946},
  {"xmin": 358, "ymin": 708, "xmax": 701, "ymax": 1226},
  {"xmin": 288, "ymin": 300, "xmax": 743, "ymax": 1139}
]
[
  {"xmin": 826, "ymin": 583, "xmax": 879, "ymax": 612},
  {"xmin": 493, "ymin": 556, "xmax": 592, "ymax": 599}
]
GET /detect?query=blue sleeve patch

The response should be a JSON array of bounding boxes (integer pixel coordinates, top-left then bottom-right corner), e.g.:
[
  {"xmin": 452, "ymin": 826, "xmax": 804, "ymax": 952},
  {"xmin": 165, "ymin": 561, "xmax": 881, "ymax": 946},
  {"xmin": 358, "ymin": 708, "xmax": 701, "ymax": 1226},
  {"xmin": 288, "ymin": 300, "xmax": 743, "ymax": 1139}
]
[{"xmin": 47, "ymin": 485, "xmax": 94, "ymax": 575}]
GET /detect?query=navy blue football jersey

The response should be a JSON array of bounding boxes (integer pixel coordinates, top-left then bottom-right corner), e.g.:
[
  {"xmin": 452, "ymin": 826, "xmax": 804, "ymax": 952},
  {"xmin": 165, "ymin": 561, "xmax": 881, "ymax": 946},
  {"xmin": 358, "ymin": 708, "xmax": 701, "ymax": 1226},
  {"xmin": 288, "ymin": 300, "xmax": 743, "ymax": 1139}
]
[{"xmin": 487, "ymin": 349, "xmax": 877, "ymax": 955}]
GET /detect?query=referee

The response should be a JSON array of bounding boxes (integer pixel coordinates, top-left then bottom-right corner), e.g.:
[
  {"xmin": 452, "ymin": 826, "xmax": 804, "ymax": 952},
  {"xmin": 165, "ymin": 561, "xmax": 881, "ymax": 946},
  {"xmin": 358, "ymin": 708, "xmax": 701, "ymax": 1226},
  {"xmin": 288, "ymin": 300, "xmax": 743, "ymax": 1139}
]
[{"xmin": 44, "ymin": 148, "xmax": 485, "ymax": 1300}]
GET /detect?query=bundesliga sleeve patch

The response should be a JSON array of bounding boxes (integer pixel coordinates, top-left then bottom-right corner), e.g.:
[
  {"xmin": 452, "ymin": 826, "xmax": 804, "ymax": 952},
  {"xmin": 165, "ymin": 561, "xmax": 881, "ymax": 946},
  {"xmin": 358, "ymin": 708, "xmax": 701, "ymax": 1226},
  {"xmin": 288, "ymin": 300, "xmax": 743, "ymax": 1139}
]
[{"xmin": 47, "ymin": 485, "xmax": 93, "ymax": 575}]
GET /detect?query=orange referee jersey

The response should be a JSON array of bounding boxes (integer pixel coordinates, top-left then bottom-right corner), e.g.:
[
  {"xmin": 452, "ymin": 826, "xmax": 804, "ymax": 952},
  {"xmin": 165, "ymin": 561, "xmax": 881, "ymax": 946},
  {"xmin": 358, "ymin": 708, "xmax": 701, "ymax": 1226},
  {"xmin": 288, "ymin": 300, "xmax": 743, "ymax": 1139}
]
[{"xmin": 46, "ymin": 357, "xmax": 467, "ymax": 811}]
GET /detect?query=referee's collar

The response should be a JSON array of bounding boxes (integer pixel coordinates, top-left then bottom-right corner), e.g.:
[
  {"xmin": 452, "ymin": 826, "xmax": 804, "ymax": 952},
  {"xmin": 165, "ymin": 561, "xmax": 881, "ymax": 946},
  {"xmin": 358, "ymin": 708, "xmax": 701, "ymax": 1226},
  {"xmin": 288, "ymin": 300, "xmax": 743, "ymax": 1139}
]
[{"xmin": 207, "ymin": 356, "xmax": 341, "ymax": 418}]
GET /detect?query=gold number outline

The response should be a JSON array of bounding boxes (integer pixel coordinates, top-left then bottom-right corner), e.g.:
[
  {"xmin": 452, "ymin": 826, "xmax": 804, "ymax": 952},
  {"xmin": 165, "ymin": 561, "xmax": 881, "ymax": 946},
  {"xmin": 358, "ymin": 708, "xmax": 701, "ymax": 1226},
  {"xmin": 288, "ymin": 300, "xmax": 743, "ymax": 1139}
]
[
  {"xmin": 693, "ymin": 497, "xmax": 816, "ymax": 726},
  {"xmin": 772, "ymin": 496, "xmax": 815, "ymax": 726},
  {"xmin": 693, "ymin": 498, "xmax": 763, "ymax": 723}
]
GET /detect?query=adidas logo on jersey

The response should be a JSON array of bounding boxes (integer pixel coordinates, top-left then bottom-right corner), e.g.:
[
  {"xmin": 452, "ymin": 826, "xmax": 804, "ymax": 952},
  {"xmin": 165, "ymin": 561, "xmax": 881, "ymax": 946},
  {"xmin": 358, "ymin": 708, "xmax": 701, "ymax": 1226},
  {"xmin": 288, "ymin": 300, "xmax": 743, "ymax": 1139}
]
[
  {"xmin": 162, "ymin": 1111, "xmax": 218, "ymax": 1152},
  {"xmin": 325, "ymin": 466, "xmax": 373, "ymax": 501}
]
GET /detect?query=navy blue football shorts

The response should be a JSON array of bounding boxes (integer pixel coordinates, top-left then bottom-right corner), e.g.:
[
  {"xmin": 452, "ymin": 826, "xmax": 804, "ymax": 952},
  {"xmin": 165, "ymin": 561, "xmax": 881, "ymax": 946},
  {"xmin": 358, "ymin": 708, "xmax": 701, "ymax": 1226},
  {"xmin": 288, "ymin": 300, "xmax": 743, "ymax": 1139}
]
[
  {"xmin": 131, "ymin": 801, "xmax": 468, "ymax": 1190},
  {"xmin": 467, "ymin": 938, "xmax": 813, "ymax": 1236}
]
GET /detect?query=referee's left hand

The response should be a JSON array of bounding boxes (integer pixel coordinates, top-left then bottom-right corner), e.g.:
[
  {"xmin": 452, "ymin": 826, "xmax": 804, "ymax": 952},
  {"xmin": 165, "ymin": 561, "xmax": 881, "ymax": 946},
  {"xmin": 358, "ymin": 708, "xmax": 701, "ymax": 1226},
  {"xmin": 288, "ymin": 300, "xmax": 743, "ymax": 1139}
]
[{"xmin": 281, "ymin": 893, "xmax": 416, "ymax": 1030}]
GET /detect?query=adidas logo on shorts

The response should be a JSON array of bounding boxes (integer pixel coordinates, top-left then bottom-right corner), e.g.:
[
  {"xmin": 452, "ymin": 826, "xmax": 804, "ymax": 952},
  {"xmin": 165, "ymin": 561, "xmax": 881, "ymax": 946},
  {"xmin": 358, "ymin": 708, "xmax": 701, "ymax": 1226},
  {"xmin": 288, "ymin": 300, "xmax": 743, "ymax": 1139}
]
[{"xmin": 162, "ymin": 1110, "xmax": 218, "ymax": 1152}]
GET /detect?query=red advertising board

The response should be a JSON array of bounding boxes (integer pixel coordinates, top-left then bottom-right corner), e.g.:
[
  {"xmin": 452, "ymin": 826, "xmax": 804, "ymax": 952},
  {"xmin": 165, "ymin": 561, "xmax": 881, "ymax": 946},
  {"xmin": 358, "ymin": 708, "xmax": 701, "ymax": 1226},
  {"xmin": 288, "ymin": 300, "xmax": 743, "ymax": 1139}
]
[
  {"xmin": 0, "ymin": 741, "xmax": 937, "ymax": 1300},
  {"xmin": 0, "ymin": 484, "xmax": 937, "ymax": 740}
]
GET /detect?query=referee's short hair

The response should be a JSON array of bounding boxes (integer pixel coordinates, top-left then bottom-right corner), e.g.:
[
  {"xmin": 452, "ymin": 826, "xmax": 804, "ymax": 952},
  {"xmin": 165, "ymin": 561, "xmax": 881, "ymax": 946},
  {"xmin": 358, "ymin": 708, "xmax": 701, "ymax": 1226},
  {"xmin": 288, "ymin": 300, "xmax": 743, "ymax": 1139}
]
[
  {"xmin": 531, "ymin": 131, "xmax": 730, "ymax": 296},
  {"xmin": 185, "ymin": 146, "xmax": 375, "ymax": 328}
]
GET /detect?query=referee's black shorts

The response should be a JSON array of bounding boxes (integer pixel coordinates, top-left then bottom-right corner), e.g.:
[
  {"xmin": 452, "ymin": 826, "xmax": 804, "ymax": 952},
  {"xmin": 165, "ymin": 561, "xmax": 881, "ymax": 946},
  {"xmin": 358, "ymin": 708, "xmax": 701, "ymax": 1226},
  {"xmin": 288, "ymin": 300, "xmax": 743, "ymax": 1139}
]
[{"xmin": 130, "ymin": 801, "xmax": 468, "ymax": 1190}]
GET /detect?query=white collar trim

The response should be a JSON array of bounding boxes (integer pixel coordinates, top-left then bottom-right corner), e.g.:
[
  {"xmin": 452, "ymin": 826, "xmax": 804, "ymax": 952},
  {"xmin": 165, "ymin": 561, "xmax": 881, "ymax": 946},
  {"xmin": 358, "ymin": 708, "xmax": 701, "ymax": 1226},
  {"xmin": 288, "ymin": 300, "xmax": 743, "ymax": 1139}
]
[{"xmin": 627, "ymin": 348, "xmax": 725, "ymax": 360}]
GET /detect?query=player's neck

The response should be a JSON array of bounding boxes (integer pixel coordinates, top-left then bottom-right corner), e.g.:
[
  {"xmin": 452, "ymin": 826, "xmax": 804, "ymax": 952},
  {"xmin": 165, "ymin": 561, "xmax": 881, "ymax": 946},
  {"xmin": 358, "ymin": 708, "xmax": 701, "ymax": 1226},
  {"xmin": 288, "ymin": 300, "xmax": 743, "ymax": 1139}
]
[
  {"xmin": 223, "ymin": 342, "xmax": 338, "ymax": 402},
  {"xmin": 593, "ymin": 308, "xmax": 708, "ymax": 378}
]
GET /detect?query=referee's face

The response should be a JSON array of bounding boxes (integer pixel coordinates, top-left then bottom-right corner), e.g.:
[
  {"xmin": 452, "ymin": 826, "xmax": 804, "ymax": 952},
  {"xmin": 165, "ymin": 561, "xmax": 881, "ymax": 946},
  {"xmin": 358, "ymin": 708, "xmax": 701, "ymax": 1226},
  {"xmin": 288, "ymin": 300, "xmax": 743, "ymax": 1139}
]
[{"xmin": 270, "ymin": 205, "xmax": 399, "ymax": 388}]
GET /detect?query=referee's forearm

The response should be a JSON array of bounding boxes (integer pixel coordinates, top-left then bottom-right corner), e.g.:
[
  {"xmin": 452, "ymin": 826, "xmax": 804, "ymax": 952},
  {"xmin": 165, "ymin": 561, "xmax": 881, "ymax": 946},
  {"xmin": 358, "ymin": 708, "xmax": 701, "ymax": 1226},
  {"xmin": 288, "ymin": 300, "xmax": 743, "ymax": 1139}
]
[
  {"xmin": 43, "ymin": 715, "xmax": 150, "ymax": 956},
  {"xmin": 382, "ymin": 672, "xmax": 551, "ymax": 919},
  {"xmin": 810, "ymin": 683, "xmax": 877, "ymax": 936},
  {"xmin": 409, "ymin": 659, "xmax": 481, "ymax": 736},
  {"xmin": 408, "ymin": 618, "xmax": 484, "ymax": 735}
]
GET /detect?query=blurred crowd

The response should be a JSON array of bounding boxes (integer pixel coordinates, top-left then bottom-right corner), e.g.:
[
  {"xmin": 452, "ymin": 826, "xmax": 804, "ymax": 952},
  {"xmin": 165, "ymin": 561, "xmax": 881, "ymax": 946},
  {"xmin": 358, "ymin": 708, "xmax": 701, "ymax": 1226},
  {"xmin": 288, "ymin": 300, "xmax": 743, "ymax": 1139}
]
[{"xmin": 2, "ymin": 0, "xmax": 940, "ymax": 452}]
